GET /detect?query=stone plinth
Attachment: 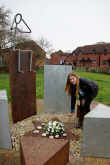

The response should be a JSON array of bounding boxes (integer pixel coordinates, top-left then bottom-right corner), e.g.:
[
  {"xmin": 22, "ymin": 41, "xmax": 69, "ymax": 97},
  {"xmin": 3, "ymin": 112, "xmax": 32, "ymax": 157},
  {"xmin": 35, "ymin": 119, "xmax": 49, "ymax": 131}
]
[
  {"xmin": 81, "ymin": 103, "xmax": 110, "ymax": 158},
  {"xmin": 44, "ymin": 65, "xmax": 72, "ymax": 114},
  {"xmin": 24, "ymin": 120, "xmax": 78, "ymax": 141},
  {"xmin": 0, "ymin": 90, "xmax": 12, "ymax": 149},
  {"xmin": 20, "ymin": 136, "xmax": 69, "ymax": 165}
]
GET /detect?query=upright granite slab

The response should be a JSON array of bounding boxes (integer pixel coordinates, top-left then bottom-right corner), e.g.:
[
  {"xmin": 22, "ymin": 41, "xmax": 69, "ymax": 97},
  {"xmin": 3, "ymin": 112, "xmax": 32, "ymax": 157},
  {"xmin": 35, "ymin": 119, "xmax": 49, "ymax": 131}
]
[
  {"xmin": 0, "ymin": 90, "xmax": 12, "ymax": 149},
  {"xmin": 81, "ymin": 103, "xmax": 110, "ymax": 158},
  {"xmin": 20, "ymin": 136, "xmax": 69, "ymax": 165},
  {"xmin": 44, "ymin": 65, "xmax": 72, "ymax": 113}
]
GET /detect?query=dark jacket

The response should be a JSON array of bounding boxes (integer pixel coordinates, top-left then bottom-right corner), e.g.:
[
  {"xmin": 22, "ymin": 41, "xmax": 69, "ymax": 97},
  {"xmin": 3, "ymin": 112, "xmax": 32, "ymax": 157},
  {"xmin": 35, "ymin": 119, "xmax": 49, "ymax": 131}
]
[{"xmin": 71, "ymin": 78, "xmax": 98, "ymax": 110}]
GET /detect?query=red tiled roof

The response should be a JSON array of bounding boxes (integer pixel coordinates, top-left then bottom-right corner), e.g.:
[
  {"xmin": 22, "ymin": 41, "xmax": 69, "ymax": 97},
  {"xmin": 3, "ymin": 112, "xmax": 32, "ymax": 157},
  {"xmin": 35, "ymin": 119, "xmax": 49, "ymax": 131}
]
[
  {"xmin": 74, "ymin": 43, "xmax": 110, "ymax": 54},
  {"xmin": 50, "ymin": 52, "xmax": 71, "ymax": 56}
]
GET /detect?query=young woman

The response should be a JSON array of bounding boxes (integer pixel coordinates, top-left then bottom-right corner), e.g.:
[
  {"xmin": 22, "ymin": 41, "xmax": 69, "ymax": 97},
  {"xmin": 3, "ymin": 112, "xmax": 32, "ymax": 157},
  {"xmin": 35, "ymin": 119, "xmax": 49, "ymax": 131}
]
[{"xmin": 65, "ymin": 72, "xmax": 98, "ymax": 128}]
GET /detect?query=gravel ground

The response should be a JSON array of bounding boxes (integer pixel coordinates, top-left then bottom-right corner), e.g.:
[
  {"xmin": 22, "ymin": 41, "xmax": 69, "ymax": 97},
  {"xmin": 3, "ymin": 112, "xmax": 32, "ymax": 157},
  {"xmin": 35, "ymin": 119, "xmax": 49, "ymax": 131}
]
[{"xmin": 9, "ymin": 100, "xmax": 83, "ymax": 158}]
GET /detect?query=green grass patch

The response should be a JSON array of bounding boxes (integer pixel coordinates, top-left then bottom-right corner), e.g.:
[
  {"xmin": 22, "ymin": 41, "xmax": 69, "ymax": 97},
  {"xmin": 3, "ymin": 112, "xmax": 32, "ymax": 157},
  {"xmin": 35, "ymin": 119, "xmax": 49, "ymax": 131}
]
[
  {"xmin": 36, "ymin": 68, "xmax": 44, "ymax": 99},
  {"xmin": 73, "ymin": 70, "xmax": 110, "ymax": 106},
  {"xmin": 0, "ymin": 73, "xmax": 11, "ymax": 103}
]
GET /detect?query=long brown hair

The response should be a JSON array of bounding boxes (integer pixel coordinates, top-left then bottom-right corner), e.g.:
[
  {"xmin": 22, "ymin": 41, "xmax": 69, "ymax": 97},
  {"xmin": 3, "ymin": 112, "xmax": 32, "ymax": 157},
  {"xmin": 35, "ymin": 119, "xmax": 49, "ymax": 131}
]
[{"xmin": 65, "ymin": 72, "xmax": 80, "ymax": 97}]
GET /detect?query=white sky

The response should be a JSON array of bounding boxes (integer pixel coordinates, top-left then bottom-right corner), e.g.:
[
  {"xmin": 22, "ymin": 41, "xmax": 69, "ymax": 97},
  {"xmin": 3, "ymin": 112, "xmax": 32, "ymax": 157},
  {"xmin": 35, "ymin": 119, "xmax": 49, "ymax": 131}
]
[{"xmin": 1, "ymin": 0, "xmax": 110, "ymax": 57}]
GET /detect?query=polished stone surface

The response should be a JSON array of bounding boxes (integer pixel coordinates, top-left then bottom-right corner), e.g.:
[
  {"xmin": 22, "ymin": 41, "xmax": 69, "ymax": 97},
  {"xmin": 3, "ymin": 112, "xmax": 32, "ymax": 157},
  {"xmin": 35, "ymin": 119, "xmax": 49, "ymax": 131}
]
[
  {"xmin": 44, "ymin": 65, "xmax": 72, "ymax": 113},
  {"xmin": 0, "ymin": 90, "xmax": 12, "ymax": 150},
  {"xmin": 25, "ymin": 117, "xmax": 78, "ymax": 141},
  {"xmin": 81, "ymin": 103, "xmax": 110, "ymax": 158},
  {"xmin": 20, "ymin": 136, "xmax": 69, "ymax": 165}
]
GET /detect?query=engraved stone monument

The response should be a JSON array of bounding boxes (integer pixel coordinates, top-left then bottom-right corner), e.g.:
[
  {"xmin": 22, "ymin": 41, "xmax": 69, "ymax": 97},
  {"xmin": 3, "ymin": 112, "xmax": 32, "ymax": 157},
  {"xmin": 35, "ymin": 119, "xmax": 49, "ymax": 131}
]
[
  {"xmin": 0, "ymin": 90, "xmax": 12, "ymax": 149},
  {"xmin": 44, "ymin": 65, "xmax": 72, "ymax": 113},
  {"xmin": 81, "ymin": 103, "xmax": 110, "ymax": 158}
]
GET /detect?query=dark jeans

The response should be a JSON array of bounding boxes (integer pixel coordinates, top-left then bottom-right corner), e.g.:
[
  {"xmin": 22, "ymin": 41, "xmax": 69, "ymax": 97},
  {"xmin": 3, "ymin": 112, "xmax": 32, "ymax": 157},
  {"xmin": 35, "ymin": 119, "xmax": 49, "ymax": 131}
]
[{"xmin": 79, "ymin": 96, "xmax": 93, "ymax": 113}]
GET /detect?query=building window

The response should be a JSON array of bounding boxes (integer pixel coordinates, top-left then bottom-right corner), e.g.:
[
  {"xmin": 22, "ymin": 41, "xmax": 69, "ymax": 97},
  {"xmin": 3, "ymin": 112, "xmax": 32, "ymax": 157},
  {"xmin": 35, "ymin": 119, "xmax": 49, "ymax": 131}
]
[
  {"xmin": 79, "ymin": 60, "xmax": 81, "ymax": 63},
  {"xmin": 72, "ymin": 51, "xmax": 75, "ymax": 56},
  {"xmin": 0, "ymin": 56, "xmax": 2, "ymax": 61},
  {"xmin": 78, "ymin": 50, "xmax": 82, "ymax": 55},
  {"xmin": 103, "ymin": 60, "xmax": 107, "ymax": 65},
  {"xmin": 92, "ymin": 49, "xmax": 97, "ymax": 55},
  {"xmin": 103, "ymin": 48, "xmax": 108, "ymax": 55},
  {"xmin": 92, "ymin": 60, "xmax": 96, "ymax": 64},
  {"xmin": 67, "ymin": 56, "xmax": 68, "ymax": 58},
  {"xmin": 79, "ymin": 52, "xmax": 82, "ymax": 55}
]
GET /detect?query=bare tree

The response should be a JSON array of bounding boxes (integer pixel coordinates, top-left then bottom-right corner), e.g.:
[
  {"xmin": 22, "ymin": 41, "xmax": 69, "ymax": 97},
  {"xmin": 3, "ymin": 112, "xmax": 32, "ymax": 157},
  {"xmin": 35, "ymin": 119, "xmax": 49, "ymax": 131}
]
[
  {"xmin": 35, "ymin": 36, "xmax": 54, "ymax": 57},
  {"xmin": 35, "ymin": 36, "xmax": 55, "ymax": 68},
  {"xmin": 0, "ymin": 5, "xmax": 31, "ymax": 72},
  {"xmin": 0, "ymin": 5, "xmax": 13, "ymax": 71}
]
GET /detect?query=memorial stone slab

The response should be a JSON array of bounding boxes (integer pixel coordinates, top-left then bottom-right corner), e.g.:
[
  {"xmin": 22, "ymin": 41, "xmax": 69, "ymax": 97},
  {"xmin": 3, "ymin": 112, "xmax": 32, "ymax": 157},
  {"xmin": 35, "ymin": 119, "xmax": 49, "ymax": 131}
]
[
  {"xmin": 9, "ymin": 50, "xmax": 36, "ymax": 123},
  {"xmin": 0, "ymin": 90, "xmax": 12, "ymax": 149},
  {"xmin": 81, "ymin": 103, "xmax": 110, "ymax": 158},
  {"xmin": 20, "ymin": 136, "xmax": 69, "ymax": 165},
  {"xmin": 44, "ymin": 65, "xmax": 72, "ymax": 113}
]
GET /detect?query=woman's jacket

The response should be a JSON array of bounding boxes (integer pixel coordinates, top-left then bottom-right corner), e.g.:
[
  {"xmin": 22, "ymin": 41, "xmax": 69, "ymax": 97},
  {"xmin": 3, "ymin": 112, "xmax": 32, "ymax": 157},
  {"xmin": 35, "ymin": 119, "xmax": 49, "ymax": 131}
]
[{"xmin": 71, "ymin": 77, "xmax": 98, "ymax": 110}]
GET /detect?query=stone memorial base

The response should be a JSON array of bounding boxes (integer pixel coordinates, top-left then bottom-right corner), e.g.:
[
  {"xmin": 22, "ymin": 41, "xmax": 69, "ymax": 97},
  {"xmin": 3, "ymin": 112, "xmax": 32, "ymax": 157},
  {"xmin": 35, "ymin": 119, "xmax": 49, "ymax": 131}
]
[
  {"xmin": 24, "ymin": 117, "xmax": 78, "ymax": 140},
  {"xmin": 20, "ymin": 136, "xmax": 69, "ymax": 165},
  {"xmin": 81, "ymin": 103, "xmax": 110, "ymax": 158}
]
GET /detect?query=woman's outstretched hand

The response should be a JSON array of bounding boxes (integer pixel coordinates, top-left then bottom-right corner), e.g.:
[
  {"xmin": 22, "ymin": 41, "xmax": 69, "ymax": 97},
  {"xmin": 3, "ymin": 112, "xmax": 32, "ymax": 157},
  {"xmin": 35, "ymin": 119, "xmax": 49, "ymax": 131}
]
[{"xmin": 81, "ymin": 99, "xmax": 85, "ymax": 107}]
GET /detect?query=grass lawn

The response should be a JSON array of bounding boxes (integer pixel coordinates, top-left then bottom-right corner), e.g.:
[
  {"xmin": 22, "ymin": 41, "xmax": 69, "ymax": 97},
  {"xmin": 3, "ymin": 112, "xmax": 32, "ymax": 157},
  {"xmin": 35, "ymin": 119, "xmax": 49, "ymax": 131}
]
[
  {"xmin": 74, "ymin": 70, "xmax": 110, "ymax": 106},
  {"xmin": 0, "ymin": 68, "xmax": 110, "ymax": 106}
]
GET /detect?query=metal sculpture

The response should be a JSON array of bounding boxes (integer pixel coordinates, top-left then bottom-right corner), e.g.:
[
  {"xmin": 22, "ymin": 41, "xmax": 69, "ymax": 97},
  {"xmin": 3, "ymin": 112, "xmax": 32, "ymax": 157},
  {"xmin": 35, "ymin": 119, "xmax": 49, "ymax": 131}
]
[
  {"xmin": 10, "ymin": 13, "xmax": 31, "ymax": 50},
  {"xmin": 9, "ymin": 14, "xmax": 37, "ymax": 123}
]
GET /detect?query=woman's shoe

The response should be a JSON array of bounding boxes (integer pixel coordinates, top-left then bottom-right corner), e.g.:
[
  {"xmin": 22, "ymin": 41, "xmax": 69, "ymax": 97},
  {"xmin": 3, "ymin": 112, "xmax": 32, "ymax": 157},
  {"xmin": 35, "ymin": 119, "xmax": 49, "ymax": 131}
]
[
  {"xmin": 76, "ymin": 121, "xmax": 82, "ymax": 128},
  {"xmin": 68, "ymin": 112, "xmax": 73, "ymax": 117}
]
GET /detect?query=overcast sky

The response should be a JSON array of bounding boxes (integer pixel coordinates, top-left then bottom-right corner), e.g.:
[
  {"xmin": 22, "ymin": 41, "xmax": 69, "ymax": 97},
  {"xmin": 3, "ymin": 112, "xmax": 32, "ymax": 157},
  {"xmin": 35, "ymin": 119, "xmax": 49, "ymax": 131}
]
[{"xmin": 1, "ymin": 0, "xmax": 110, "ymax": 57}]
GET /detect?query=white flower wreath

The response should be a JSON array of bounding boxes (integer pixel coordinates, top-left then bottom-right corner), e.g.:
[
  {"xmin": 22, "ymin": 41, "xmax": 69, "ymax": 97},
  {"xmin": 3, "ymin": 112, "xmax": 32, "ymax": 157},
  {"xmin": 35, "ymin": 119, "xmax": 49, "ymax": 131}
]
[{"xmin": 44, "ymin": 121, "xmax": 66, "ymax": 136}]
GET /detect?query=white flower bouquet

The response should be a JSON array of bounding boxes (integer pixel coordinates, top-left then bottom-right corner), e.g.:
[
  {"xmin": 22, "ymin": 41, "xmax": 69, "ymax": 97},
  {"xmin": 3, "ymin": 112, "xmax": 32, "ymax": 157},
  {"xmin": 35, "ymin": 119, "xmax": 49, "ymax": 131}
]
[{"xmin": 44, "ymin": 121, "xmax": 66, "ymax": 136}]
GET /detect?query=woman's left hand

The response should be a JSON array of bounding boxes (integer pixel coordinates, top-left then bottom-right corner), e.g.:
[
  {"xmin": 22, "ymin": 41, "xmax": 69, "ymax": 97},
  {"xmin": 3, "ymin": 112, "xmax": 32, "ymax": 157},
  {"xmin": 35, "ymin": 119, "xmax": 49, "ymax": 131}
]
[{"xmin": 81, "ymin": 99, "xmax": 85, "ymax": 107}]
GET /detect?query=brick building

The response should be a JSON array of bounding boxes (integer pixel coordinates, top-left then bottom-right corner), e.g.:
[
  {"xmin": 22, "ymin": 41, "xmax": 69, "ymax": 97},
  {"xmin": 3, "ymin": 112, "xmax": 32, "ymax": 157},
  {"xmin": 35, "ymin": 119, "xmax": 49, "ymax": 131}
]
[
  {"xmin": 46, "ymin": 58, "xmax": 50, "ymax": 65},
  {"xmin": 50, "ymin": 52, "xmax": 71, "ymax": 65},
  {"xmin": 71, "ymin": 43, "xmax": 110, "ymax": 68},
  {"xmin": 50, "ymin": 44, "xmax": 110, "ymax": 68}
]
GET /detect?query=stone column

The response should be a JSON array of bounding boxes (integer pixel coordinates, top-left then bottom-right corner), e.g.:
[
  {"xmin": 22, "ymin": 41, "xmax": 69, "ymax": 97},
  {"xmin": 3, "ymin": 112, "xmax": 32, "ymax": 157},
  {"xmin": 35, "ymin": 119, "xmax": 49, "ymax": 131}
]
[
  {"xmin": 0, "ymin": 90, "xmax": 12, "ymax": 149},
  {"xmin": 9, "ymin": 50, "xmax": 36, "ymax": 123}
]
